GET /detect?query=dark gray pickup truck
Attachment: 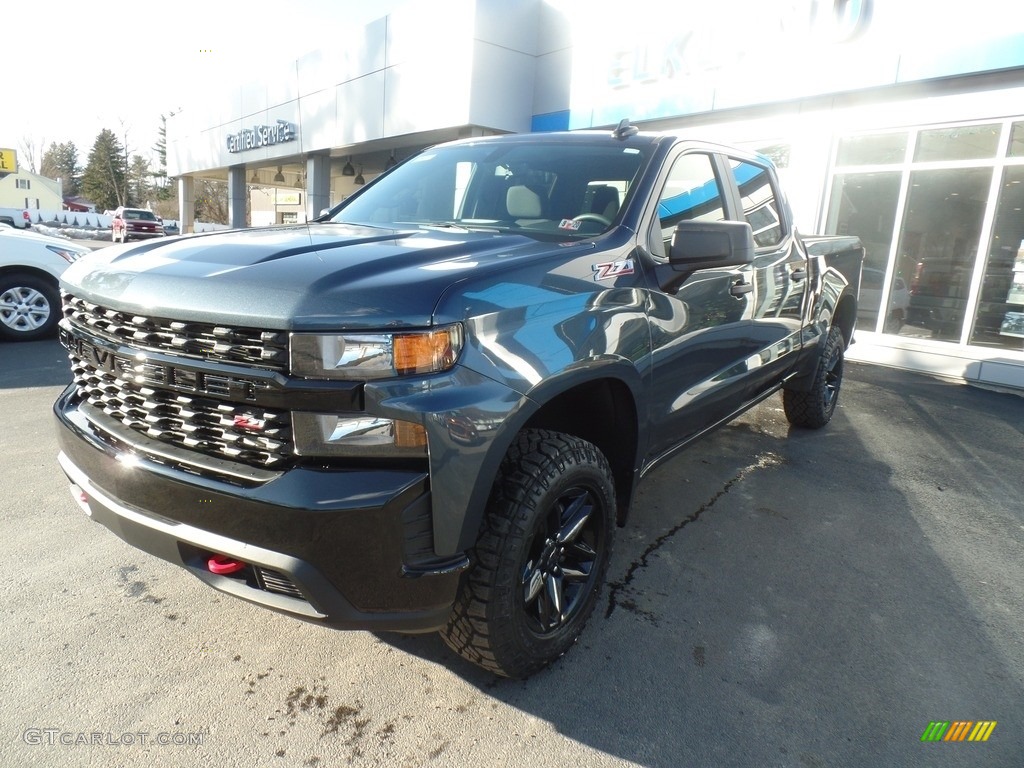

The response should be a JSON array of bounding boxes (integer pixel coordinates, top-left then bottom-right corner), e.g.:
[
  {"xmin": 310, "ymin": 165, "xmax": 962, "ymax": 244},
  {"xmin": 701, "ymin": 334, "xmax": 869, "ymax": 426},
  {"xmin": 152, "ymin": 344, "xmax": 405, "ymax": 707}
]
[{"xmin": 54, "ymin": 124, "xmax": 862, "ymax": 678}]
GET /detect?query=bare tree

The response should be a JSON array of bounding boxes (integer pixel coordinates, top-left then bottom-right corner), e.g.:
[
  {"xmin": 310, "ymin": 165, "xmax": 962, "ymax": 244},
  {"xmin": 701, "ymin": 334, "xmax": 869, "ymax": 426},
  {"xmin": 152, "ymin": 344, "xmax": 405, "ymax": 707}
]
[
  {"xmin": 195, "ymin": 178, "xmax": 229, "ymax": 224},
  {"xmin": 19, "ymin": 134, "xmax": 46, "ymax": 174}
]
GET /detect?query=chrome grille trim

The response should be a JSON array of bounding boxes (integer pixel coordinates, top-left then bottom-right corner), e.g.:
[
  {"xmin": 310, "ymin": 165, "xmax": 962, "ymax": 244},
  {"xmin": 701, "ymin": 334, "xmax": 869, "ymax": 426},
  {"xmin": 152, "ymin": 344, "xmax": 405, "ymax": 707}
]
[
  {"xmin": 62, "ymin": 293, "xmax": 288, "ymax": 371},
  {"xmin": 68, "ymin": 349, "xmax": 293, "ymax": 469}
]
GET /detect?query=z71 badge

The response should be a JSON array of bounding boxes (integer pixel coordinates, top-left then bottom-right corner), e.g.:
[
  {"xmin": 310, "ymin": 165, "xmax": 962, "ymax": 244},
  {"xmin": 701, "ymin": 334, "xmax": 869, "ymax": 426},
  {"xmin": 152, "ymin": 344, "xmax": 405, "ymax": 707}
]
[{"xmin": 592, "ymin": 259, "xmax": 635, "ymax": 281}]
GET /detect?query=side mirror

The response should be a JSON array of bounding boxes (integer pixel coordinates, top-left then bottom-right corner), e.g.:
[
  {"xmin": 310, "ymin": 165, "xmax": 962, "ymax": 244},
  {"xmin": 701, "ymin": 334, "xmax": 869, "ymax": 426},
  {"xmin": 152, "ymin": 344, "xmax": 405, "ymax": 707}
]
[
  {"xmin": 319, "ymin": 207, "xmax": 331, "ymax": 218},
  {"xmin": 669, "ymin": 220, "xmax": 755, "ymax": 271}
]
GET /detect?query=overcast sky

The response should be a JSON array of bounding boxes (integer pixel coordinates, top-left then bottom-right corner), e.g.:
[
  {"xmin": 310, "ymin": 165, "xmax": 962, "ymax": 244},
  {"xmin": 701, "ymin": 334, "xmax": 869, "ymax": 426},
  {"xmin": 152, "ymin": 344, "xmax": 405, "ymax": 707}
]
[{"xmin": 3, "ymin": 0, "xmax": 407, "ymax": 170}]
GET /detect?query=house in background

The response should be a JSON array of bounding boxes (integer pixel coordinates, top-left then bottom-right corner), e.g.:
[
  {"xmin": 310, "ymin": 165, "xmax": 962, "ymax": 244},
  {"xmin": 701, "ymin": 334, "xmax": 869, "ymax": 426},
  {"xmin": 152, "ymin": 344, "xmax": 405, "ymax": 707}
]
[
  {"xmin": 62, "ymin": 195, "xmax": 97, "ymax": 212},
  {"xmin": 0, "ymin": 168, "xmax": 63, "ymax": 211}
]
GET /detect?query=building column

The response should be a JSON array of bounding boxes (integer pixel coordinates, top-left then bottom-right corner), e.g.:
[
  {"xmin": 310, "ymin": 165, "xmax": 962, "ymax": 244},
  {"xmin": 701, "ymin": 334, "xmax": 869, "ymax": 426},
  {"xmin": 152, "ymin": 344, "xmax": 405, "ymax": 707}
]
[
  {"xmin": 178, "ymin": 176, "xmax": 195, "ymax": 234},
  {"xmin": 227, "ymin": 164, "xmax": 247, "ymax": 229},
  {"xmin": 306, "ymin": 153, "xmax": 332, "ymax": 221}
]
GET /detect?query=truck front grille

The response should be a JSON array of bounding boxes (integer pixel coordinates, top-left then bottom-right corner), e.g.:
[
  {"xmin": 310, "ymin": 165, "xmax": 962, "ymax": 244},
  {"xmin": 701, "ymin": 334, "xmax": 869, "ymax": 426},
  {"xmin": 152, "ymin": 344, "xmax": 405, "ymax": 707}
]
[
  {"xmin": 69, "ymin": 353, "xmax": 293, "ymax": 468},
  {"xmin": 62, "ymin": 293, "xmax": 294, "ymax": 469},
  {"xmin": 63, "ymin": 294, "xmax": 288, "ymax": 371}
]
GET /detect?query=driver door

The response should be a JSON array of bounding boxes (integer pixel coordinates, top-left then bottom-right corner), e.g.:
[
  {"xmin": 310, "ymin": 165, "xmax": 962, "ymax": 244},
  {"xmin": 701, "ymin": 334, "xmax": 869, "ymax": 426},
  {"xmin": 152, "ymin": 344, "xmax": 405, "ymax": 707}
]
[{"xmin": 642, "ymin": 150, "xmax": 760, "ymax": 462}]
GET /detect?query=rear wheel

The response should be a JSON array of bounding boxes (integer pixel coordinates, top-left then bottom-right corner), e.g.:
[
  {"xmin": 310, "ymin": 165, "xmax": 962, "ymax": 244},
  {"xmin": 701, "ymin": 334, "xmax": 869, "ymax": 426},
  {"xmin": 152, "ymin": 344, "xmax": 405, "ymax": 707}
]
[
  {"xmin": 441, "ymin": 429, "xmax": 615, "ymax": 678},
  {"xmin": 783, "ymin": 324, "xmax": 844, "ymax": 428},
  {"xmin": 0, "ymin": 273, "xmax": 61, "ymax": 341}
]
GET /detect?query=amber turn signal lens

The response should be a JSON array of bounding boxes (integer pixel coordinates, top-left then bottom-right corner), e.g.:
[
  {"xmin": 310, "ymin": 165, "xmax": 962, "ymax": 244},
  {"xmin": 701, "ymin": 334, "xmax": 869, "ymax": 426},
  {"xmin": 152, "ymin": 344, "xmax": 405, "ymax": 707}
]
[
  {"xmin": 393, "ymin": 326, "xmax": 462, "ymax": 375},
  {"xmin": 393, "ymin": 420, "xmax": 427, "ymax": 449}
]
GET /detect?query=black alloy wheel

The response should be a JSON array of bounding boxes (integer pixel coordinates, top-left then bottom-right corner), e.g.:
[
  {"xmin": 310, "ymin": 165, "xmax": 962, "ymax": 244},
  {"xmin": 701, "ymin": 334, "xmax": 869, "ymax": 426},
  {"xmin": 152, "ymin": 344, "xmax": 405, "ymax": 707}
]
[{"xmin": 519, "ymin": 484, "xmax": 604, "ymax": 636}]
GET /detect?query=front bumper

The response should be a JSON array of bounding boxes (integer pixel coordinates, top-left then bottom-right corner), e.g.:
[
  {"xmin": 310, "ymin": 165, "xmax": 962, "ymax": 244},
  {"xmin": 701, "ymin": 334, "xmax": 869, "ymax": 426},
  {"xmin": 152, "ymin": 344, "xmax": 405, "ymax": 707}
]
[{"xmin": 53, "ymin": 386, "xmax": 468, "ymax": 632}]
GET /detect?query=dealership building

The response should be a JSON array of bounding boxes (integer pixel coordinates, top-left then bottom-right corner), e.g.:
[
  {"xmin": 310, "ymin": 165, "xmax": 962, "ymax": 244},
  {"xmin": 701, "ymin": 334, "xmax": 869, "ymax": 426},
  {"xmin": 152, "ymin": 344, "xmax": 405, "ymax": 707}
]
[{"xmin": 167, "ymin": 0, "xmax": 1024, "ymax": 392}]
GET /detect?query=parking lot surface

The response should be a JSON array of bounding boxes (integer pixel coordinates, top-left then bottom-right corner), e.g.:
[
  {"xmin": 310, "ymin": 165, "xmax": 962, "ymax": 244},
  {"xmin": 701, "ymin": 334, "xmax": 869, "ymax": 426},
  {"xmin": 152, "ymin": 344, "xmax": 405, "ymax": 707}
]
[{"xmin": 1, "ymin": 339, "xmax": 1021, "ymax": 767}]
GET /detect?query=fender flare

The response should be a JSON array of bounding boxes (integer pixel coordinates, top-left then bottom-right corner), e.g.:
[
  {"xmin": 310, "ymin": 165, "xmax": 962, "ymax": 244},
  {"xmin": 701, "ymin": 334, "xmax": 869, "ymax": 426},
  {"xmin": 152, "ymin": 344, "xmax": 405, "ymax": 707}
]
[{"xmin": 443, "ymin": 357, "xmax": 645, "ymax": 556}]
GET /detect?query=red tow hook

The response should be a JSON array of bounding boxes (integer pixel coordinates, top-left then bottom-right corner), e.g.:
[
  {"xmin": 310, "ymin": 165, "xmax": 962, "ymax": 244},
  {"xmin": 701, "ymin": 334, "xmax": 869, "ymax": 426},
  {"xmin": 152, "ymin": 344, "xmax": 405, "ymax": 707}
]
[{"xmin": 207, "ymin": 554, "xmax": 247, "ymax": 575}]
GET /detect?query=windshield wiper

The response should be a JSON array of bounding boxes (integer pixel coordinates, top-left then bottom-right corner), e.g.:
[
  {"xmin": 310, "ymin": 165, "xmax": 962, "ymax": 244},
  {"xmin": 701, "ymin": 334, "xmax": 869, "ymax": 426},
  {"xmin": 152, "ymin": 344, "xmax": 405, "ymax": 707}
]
[{"xmin": 421, "ymin": 221, "xmax": 502, "ymax": 233}]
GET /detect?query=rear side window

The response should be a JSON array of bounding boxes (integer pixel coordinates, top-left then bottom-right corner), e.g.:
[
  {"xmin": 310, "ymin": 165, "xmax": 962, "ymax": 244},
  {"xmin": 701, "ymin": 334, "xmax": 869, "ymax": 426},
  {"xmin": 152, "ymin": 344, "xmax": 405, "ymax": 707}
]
[
  {"xmin": 651, "ymin": 152, "xmax": 725, "ymax": 257},
  {"xmin": 728, "ymin": 159, "xmax": 784, "ymax": 248}
]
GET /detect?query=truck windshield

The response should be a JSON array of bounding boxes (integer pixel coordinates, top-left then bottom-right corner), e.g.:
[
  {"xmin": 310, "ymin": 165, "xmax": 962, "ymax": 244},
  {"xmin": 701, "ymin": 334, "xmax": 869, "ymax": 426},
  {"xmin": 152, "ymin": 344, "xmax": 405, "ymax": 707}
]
[{"xmin": 330, "ymin": 141, "xmax": 648, "ymax": 239}]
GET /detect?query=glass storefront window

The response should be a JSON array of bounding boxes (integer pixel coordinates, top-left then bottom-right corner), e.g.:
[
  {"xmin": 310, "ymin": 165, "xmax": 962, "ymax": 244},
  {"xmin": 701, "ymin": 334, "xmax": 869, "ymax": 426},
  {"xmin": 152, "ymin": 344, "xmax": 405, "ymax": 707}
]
[
  {"xmin": 836, "ymin": 133, "xmax": 907, "ymax": 166},
  {"xmin": 897, "ymin": 167, "xmax": 994, "ymax": 342},
  {"xmin": 913, "ymin": 124, "xmax": 1000, "ymax": 162},
  {"xmin": 970, "ymin": 166, "xmax": 1024, "ymax": 350},
  {"xmin": 825, "ymin": 172, "xmax": 901, "ymax": 332},
  {"xmin": 1009, "ymin": 122, "xmax": 1024, "ymax": 157}
]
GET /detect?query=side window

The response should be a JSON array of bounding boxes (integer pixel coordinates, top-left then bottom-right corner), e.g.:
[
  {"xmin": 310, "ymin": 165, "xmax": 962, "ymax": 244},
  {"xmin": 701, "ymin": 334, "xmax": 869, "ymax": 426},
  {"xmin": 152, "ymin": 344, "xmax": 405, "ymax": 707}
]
[
  {"xmin": 729, "ymin": 159, "xmax": 784, "ymax": 248},
  {"xmin": 650, "ymin": 152, "xmax": 725, "ymax": 258}
]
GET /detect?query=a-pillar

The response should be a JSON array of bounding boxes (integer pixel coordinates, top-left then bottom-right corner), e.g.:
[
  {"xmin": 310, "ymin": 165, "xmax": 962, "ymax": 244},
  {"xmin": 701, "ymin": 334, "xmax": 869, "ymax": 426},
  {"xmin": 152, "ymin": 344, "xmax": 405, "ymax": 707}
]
[
  {"xmin": 178, "ymin": 176, "xmax": 195, "ymax": 234},
  {"xmin": 306, "ymin": 153, "xmax": 331, "ymax": 221},
  {"xmin": 227, "ymin": 164, "xmax": 247, "ymax": 229}
]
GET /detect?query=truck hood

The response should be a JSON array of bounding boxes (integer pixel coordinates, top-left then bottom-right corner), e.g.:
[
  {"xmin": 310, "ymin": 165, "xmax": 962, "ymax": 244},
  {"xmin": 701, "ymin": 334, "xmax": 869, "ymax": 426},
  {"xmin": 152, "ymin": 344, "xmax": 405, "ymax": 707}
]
[{"xmin": 61, "ymin": 223, "xmax": 573, "ymax": 330}]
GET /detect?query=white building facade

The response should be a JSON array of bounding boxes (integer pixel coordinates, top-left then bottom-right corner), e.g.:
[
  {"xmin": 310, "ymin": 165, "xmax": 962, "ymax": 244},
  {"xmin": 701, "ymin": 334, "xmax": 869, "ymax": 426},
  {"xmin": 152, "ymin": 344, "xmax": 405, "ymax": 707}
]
[{"xmin": 168, "ymin": 0, "xmax": 1024, "ymax": 392}]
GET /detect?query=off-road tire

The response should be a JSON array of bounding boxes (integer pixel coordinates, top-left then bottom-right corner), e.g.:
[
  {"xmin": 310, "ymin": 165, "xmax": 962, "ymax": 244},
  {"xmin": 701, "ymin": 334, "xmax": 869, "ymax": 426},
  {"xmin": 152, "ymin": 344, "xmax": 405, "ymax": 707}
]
[
  {"xmin": 783, "ymin": 324, "xmax": 844, "ymax": 428},
  {"xmin": 441, "ymin": 429, "xmax": 615, "ymax": 678}
]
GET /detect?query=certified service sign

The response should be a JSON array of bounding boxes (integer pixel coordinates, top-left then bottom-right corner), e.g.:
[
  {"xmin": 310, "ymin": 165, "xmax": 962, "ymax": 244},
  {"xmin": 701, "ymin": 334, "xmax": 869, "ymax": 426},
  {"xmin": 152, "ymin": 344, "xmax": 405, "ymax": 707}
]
[{"xmin": 226, "ymin": 120, "xmax": 297, "ymax": 153}]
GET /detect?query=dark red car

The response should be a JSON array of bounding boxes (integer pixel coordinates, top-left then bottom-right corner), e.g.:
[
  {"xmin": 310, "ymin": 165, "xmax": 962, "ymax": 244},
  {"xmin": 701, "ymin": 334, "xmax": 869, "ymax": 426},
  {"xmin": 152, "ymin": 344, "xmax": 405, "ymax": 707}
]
[{"xmin": 111, "ymin": 207, "xmax": 165, "ymax": 243}]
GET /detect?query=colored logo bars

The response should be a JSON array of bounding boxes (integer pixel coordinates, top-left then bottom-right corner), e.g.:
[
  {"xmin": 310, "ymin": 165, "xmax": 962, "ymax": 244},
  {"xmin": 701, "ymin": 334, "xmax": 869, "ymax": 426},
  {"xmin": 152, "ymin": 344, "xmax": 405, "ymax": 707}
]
[{"xmin": 921, "ymin": 721, "xmax": 997, "ymax": 742}]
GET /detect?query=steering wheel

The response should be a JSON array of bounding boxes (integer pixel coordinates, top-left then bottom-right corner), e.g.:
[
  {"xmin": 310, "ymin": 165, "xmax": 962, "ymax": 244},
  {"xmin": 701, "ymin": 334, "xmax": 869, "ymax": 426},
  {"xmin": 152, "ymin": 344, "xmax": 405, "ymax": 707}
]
[{"xmin": 572, "ymin": 213, "xmax": 612, "ymax": 227}]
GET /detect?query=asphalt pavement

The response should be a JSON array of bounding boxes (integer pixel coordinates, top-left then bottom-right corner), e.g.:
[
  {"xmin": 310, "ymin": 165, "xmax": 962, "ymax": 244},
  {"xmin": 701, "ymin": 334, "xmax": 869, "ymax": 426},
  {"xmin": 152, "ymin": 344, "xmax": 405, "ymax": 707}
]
[{"xmin": 1, "ymin": 338, "xmax": 1021, "ymax": 767}]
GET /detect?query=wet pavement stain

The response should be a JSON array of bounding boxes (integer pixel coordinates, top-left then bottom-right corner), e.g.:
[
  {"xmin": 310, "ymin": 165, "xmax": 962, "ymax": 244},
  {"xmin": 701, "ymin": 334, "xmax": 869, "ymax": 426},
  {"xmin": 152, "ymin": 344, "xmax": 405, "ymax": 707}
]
[
  {"xmin": 243, "ymin": 668, "xmax": 275, "ymax": 697},
  {"xmin": 692, "ymin": 645, "xmax": 706, "ymax": 667},
  {"xmin": 605, "ymin": 452, "xmax": 784, "ymax": 619},
  {"xmin": 264, "ymin": 680, "xmax": 375, "ymax": 761},
  {"xmin": 115, "ymin": 564, "xmax": 165, "ymax": 605}
]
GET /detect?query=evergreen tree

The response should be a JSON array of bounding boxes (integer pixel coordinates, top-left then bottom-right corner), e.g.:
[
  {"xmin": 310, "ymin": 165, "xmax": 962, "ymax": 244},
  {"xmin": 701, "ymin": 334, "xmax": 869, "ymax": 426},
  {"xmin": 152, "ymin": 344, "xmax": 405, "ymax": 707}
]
[
  {"xmin": 128, "ymin": 154, "xmax": 152, "ymax": 207},
  {"xmin": 152, "ymin": 113, "xmax": 175, "ymax": 201},
  {"xmin": 40, "ymin": 141, "xmax": 82, "ymax": 196},
  {"xmin": 82, "ymin": 129, "xmax": 128, "ymax": 212}
]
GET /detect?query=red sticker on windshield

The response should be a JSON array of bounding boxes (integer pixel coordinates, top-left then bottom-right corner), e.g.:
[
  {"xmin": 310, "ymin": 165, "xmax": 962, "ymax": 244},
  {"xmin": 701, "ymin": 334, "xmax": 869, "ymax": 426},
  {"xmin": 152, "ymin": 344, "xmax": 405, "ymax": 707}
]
[{"xmin": 559, "ymin": 219, "xmax": 582, "ymax": 231}]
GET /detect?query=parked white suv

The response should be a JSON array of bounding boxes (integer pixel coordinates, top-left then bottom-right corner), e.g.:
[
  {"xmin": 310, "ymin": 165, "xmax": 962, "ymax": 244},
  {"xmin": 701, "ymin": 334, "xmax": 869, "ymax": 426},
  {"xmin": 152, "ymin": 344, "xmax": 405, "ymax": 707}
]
[{"xmin": 0, "ymin": 225, "xmax": 90, "ymax": 341}]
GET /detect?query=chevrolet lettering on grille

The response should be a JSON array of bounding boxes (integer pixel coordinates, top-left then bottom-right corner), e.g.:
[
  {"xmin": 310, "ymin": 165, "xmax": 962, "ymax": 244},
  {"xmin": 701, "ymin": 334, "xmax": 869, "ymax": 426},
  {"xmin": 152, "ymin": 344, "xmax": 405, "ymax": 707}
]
[
  {"xmin": 75, "ymin": 337, "xmax": 134, "ymax": 377},
  {"xmin": 64, "ymin": 331, "xmax": 267, "ymax": 402}
]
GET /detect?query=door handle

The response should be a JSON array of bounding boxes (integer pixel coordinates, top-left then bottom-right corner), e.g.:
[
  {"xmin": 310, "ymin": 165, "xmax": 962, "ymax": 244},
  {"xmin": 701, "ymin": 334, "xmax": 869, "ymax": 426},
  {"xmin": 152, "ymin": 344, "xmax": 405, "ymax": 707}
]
[
  {"xmin": 730, "ymin": 279, "xmax": 753, "ymax": 297},
  {"xmin": 790, "ymin": 269, "xmax": 807, "ymax": 281}
]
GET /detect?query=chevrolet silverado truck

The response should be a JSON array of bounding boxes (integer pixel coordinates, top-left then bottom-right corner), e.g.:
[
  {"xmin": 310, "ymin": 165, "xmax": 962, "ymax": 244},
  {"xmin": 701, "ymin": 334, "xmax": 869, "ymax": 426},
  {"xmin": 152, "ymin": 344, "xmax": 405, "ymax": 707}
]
[{"xmin": 54, "ymin": 123, "xmax": 862, "ymax": 678}]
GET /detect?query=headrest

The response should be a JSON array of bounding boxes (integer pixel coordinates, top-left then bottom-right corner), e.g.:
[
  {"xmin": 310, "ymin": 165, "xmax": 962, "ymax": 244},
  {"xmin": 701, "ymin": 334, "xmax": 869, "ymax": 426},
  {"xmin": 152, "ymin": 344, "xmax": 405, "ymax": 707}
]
[
  {"xmin": 507, "ymin": 185, "xmax": 543, "ymax": 218},
  {"xmin": 590, "ymin": 185, "xmax": 620, "ymax": 218}
]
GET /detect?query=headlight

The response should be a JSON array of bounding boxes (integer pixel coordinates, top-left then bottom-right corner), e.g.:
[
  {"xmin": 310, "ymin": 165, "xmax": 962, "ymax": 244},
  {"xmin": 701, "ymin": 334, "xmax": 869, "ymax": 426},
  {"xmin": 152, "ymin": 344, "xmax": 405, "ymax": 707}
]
[
  {"xmin": 46, "ymin": 244, "xmax": 87, "ymax": 264},
  {"xmin": 292, "ymin": 413, "xmax": 427, "ymax": 457},
  {"xmin": 290, "ymin": 324, "xmax": 463, "ymax": 379}
]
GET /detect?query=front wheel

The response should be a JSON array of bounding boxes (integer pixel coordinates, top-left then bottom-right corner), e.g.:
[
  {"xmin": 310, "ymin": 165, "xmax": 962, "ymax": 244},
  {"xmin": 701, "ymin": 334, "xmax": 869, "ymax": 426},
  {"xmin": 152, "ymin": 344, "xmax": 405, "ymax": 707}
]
[
  {"xmin": 0, "ymin": 273, "xmax": 61, "ymax": 341},
  {"xmin": 783, "ymin": 324, "xmax": 844, "ymax": 428},
  {"xmin": 441, "ymin": 429, "xmax": 615, "ymax": 678}
]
